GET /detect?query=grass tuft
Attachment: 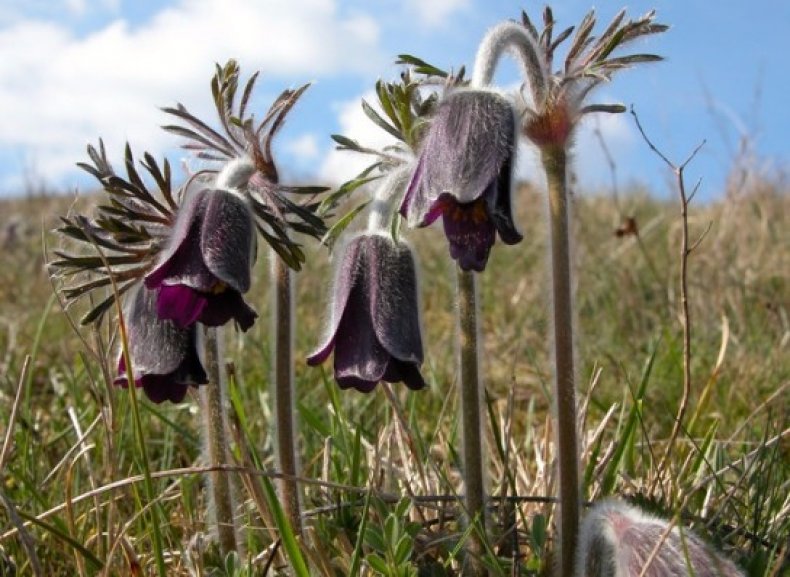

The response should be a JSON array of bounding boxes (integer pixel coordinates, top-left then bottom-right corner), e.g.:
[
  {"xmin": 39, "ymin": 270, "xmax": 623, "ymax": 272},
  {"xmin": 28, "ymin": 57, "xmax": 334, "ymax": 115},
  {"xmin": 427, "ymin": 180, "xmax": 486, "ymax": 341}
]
[{"xmin": 0, "ymin": 171, "xmax": 787, "ymax": 575}]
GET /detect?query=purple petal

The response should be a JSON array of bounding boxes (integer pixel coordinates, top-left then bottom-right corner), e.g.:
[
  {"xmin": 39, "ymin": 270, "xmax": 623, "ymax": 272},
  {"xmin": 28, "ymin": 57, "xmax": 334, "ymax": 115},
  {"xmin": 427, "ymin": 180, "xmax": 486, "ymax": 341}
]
[
  {"xmin": 422, "ymin": 193, "xmax": 453, "ymax": 227},
  {"xmin": 114, "ymin": 285, "xmax": 208, "ymax": 403},
  {"xmin": 140, "ymin": 374, "xmax": 190, "ymax": 404},
  {"xmin": 199, "ymin": 290, "xmax": 258, "ymax": 332},
  {"xmin": 307, "ymin": 235, "xmax": 366, "ymax": 365},
  {"xmin": 201, "ymin": 189, "xmax": 255, "ymax": 293},
  {"xmin": 416, "ymin": 90, "xmax": 515, "ymax": 206},
  {"xmin": 146, "ymin": 228, "xmax": 217, "ymax": 295},
  {"xmin": 487, "ymin": 156, "xmax": 522, "ymax": 246},
  {"xmin": 146, "ymin": 188, "xmax": 210, "ymax": 289},
  {"xmin": 332, "ymin": 263, "xmax": 389, "ymax": 390},
  {"xmin": 306, "ymin": 338, "xmax": 334, "ymax": 366},
  {"xmin": 335, "ymin": 374, "xmax": 378, "ymax": 393},
  {"xmin": 382, "ymin": 359, "xmax": 427, "ymax": 390},
  {"xmin": 441, "ymin": 198, "xmax": 496, "ymax": 272},
  {"xmin": 156, "ymin": 284, "xmax": 208, "ymax": 328},
  {"xmin": 367, "ymin": 235, "xmax": 423, "ymax": 364},
  {"xmin": 122, "ymin": 285, "xmax": 192, "ymax": 376},
  {"xmin": 400, "ymin": 155, "xmax": 435, "ymax": 227}
]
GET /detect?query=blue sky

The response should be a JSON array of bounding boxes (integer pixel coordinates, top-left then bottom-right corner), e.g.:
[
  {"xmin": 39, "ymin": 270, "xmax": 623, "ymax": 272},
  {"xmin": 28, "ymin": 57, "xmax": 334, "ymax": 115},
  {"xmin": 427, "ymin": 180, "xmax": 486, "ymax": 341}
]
[{"xmin": 0, "ymin": 0, "xmax": 787, "ymax": 200}]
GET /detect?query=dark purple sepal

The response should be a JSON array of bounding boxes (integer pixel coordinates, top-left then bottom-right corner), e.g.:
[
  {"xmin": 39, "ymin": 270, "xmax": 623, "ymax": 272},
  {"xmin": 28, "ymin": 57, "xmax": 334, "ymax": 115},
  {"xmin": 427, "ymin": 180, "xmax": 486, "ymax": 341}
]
[
  {"xmin": 399, "ymin": 89, "xmax": 521, "ymax": 271},
  {"xmin": 487, "ymin": 156, "xmax": 522, "ymax": 246},
  {"xmin": 145, "ymin": 187, "xmax": 257, "ymax": 330},
  {"xmin": 156, "ymin": 284, "xmax": 207, "ymax": 328},
  {"xmin": 335, "ymin": 375, "xmax": 379, "ymax": 394},
  {"xmin": 332, "ymin": 267, "xmax": 390, "ymax": 388},
  {"xmin": 200, "ymin": 189, "xmax": 255, "ymax": 293},
  {"xmin": 115, "ymin": 284, "xmax": 208, "ymax": 404},
  {"xmin": 401, "ymin": 90, "xmax": 516, "ymax": 226},
  {"xmin": 382, "ymin": 360, "xmax": 426, "ymax": 391},
  {"xmin": 307, "ymin": 233, "xmax": 426, "ymax": 393},
  {"xmin": 198, "ymin": 290, "xmax": 258, "ymax": 332},
  {"xmin": 146, "ymin": 189, "xmax": 209, "ymax": 289},
  {"xmin": 439, "ymin": 196, "xmax": 497, "ymax": 272},
  {"xmin": 368, "ymin": 235, "xmax": 423, "ymax": 364},
  {"xmin": 141, "ymin": 375, "xmax": 190, "ymax": 404},
  {"xmin": 307, "ymin": 236, "xmax": 365, "ymax": 366}
]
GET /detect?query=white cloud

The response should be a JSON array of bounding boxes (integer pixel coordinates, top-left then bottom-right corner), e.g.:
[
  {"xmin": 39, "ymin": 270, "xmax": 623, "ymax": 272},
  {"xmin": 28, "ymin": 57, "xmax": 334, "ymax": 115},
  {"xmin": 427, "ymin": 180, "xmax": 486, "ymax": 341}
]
[
  {"xmin": 0, "ymin": 0, "xmax": 384, "ymax": 191},
  {"xmin": 285, "ymin": 133, "xmax": 320, "ymax": 160},
  {"xmin": 62, "ymin": 0, "xmax": 119, "ymax": 16},
  {"xmin": 65, "ymin": 0, "xmax": 87, "ymax": 16},
  {"xmin": 405, "ymin": 0, "xmax": 470, "ymax": 28},
  {"xmin": 319, "ymin": 90, "xmax": 401, "ymax": 186}
]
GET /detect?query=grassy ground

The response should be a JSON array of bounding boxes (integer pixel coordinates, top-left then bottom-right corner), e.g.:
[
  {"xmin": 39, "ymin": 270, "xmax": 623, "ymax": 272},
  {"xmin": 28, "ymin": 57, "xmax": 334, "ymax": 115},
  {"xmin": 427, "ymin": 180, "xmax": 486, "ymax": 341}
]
[{"xmin": 0, "ymin": 170, "xmax": 787, "ymax": 576}]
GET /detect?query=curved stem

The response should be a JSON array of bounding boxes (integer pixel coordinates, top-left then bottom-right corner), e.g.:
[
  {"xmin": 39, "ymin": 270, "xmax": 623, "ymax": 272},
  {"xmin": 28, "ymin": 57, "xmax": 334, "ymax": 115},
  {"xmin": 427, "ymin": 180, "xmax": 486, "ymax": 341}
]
[
  {"xmin": 456, "ymin": 267, "xmax": 486, "ymax": 577},
  {"xmin": 216, "ymin": 156, "xmax": 255, "ymax": 190},
  {"xmin": 367, "ymin": 165, "xmax": 411, "ymax": 233},
  {"xmin": 472, "ymin": 21, "xmax": 546, "ymax": 104},
  {"xmin": 272, "ymin": 254, "xmax": 303, "ymax": 536},
  {"xmin": 201, "ymin": 325, "xmax": 238, "ymax": 555},
  {"xmin": 541, "ymin": 146, "xmax": 579, "ymax": 577}
]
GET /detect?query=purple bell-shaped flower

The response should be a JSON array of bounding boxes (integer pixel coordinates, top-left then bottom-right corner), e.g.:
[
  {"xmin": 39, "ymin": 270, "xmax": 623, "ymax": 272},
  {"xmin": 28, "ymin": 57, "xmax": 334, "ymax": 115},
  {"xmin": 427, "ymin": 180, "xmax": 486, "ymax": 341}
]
[
  {"xmin": 400, "ymin": 89, "xmax": 522, "ymax": 272},
  {"xmin": 308, "ymin": 233, "xmax": 426, "ymax": 393},
  {"xmin": 114, "ymin": 284, "xmax": 208, "ymax": 404},
  {"xmin": 145, "ymin": 186, "xmax": 258, "ymax": 331}
]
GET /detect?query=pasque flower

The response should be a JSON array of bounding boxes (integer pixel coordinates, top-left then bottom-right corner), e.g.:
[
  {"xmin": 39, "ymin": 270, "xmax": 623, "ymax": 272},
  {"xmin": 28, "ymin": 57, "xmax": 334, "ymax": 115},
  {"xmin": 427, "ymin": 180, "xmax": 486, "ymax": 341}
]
[
  {"xmin": 307, "ymin": 233, "xmax": 425, "ymax": 392},
  {"xmin": 400, "ymin": 89, "xmax": 522, "ymax": 272},
  {"xmin": 577, "ymin": 500, "xmax": 744, "ymax": 577},
  {"xmin": 145, "ymin": 186, "xmax": 258, "ymax": 331},
  {"xmin": 115, "ymin": 284, "xmax": 208, "ymax": 404}
]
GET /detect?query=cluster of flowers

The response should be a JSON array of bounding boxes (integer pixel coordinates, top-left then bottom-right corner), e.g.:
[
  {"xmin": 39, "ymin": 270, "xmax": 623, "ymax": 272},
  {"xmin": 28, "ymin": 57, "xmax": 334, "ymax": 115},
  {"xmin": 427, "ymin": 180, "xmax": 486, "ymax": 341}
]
[
  {"xmin": 118, "ymin": 168, "xmax": 259, "ymax": 403},
  {"xmin": 308, "ymin": 88, "xmax": 521, "ymax": 392},
  {"xmin": 104, "ymin": 64, "xmax": 525, "ymax": 400},
  {"xmin": 52, "ymin": 62, "xmax": 327, "ymax": 405},
  {"xmin": 58, "ymin": 9, "xmax": 666, "ymax": 407}
]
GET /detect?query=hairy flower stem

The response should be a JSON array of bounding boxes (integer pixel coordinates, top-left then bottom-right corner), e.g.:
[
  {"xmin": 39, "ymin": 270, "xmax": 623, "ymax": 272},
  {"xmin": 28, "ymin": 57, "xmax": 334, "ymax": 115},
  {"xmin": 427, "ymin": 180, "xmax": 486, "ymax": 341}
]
[
  {"xmin": 454, "ymin": 22, "xmax": 545, "ymax": 577},
  {"xmin": 456, "ymin": 267, "xmax": 486, "ymax": 577},
  {"xmin": 541, "ymin": 146, "xmax": 579, "ymax": 577},
  {"xmin": 272, "ymin": 255, "xmax": 302, "ymax": 537},
  {"xmin": 472, "ymin": 21, "xmax": 546, "ymax": 105},
  {"xmin": 367, "ymin": 166, "xmax": 410, "ymax": 232},
  {"xmin": 201, "ymin": 325, "xmax": 238, "ymax": 555}
]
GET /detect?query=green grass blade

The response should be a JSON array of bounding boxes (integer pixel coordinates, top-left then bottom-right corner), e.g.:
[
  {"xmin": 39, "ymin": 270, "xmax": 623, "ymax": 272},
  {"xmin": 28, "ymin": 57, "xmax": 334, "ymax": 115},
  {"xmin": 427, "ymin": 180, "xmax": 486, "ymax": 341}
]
[
  {"xmin": 601, "ymin": 344, "xmax": 657, "ymax": 495},
  {"xmin": 259, "ymin": 474, "xmax": 310, "ymax": 577},
  {"xmin": 16, "ymin": 509, "xmax": 103, "ymax": 571}
]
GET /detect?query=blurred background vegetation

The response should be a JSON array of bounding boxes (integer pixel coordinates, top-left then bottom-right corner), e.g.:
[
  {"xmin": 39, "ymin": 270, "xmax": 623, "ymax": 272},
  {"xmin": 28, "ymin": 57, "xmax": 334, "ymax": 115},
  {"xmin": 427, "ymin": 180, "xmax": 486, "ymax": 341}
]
[{"xmin": 0, "ymin": 156, "xmax": 787, "ymax": 575}]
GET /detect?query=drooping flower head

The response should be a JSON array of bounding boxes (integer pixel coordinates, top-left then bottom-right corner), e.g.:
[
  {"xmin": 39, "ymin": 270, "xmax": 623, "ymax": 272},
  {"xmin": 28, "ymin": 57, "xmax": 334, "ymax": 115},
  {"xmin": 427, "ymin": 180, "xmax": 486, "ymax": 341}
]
[
  {"xmin": 144, "ymin": 185, "xmax": 258, "ymax": 331},
  {"xmin": 400, "ymin": 89, "xmax": 522, "ymax": 272},
  {"xmin": 577, "ymin": 500, "xmax": 745, "ymax": 577},
  {"xmin": 115, "ymin": 284, "xmax": 208, "ymax": 404},
  {"xmin": 308, "ymin": 233, "xmax": 425, "ymax": 393}
]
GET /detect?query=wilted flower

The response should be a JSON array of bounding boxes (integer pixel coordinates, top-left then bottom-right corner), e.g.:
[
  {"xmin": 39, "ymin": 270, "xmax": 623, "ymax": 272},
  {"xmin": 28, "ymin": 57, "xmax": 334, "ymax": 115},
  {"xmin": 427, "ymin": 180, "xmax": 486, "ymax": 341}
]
[
  {"xmin": 400, "ymin": 89, "xmax": 522, "ymax": 272},
  {"xmin": 145, "ymin": 186, "xmax": 258, "ymax": 331},
  {"xmin": 307, "ymin": 233, "xmax": 425, "ymax": 392},
  {"xmin": 115, "ymin": 284, "xmax": 207, "ymax": 404},
  {"xmin": 577, "ymin": 500, "xmax": 744, "ymax": 577}
]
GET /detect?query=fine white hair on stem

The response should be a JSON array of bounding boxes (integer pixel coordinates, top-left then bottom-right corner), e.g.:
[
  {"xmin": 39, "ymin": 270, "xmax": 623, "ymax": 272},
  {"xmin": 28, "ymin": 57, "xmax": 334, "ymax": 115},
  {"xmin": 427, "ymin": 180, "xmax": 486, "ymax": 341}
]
[
  {"xmin": 472, "ymin": 21, "xmax": 547, "ymax": 102},
  {"xmin": 367, "ymin": 164, "xmax": 412, "ymax": 233},
  {"xmin": 216, "ymin": 156, "xmax": 256, "ymax": 191},
  {"xmin": 576, "ymin": 500, "xmax": 745, "ymax": 577},
  {"xmin": 200, "ymin": 325, "xmax": 240, "ymax": 555}
]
